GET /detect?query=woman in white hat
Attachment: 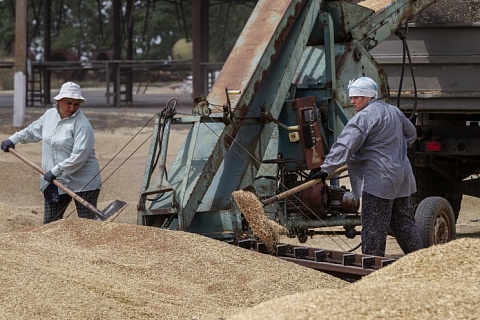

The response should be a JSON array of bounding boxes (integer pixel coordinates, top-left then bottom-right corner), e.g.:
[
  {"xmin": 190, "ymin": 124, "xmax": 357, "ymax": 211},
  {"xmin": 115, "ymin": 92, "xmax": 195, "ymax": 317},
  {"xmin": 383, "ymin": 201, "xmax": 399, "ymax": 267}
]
[
  {"xmin": 311, "ymin": 77, "xmax": 424, "ymax": 257},
  {"xmin": 1, "ymin": 82, "xmax": 102, "ymax": 223}
]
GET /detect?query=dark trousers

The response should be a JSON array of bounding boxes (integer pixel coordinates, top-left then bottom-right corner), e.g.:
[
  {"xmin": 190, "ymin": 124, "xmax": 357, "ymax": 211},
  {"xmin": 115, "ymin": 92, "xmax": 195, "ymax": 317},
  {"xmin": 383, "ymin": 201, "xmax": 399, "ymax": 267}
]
[
  {"xmin": 43, "ymin": 189, "xmax": 100, "ymax": 224},
  {"xmin": 361, "ymin": 192, "xmax": 423, "ymax": 257}
]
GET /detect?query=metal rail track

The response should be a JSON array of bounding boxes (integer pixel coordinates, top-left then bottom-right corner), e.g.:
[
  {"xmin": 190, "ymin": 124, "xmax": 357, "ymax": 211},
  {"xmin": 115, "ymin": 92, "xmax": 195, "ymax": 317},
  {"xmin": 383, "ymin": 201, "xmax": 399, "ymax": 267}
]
[{"xmin": 236, "ymin": 239, "xmax": 396, "ymax": 282}]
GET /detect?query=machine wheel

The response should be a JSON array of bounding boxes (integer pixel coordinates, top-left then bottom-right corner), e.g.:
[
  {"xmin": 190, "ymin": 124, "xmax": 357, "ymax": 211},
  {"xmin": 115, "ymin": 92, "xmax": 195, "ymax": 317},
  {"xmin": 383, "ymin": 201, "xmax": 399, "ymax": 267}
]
[
  {"xmin": 297, "ymin": 231, "xmax": 308, "ymax": 243},
  {"xmin": 344, "ymin": 226, "xmax": 357, "ymax": 239},
  {"xmin": 412, "ymin": 167, "xmax": 462, "ymax": 222},
  {"xmin": 415, "ymin": 196, "xmax": 456, "ymax": 247}
]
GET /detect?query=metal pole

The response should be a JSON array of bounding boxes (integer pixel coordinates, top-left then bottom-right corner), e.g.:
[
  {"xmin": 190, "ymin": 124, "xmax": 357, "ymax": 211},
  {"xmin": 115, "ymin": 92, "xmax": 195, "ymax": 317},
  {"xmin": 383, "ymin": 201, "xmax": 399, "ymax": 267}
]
[
  {"xmin": 105, "ymin": 61, "xmax": 111, "ymax": 107},
  {"xmin": 125, "ymin": 0, "xmax": 134, "ymax": 104},
  {"xmin": 113, "ymin": 0, "xmax": 122, "ymax": 107},
  {"xmin": 192, "ymin": 0, "xmax": 209, "ymax": 98},
  {"xmin": 43, "ymin": 0, "xmax": 51, "ymax": 106},
  {"xmin": 13, "ymin": 0, "xmax": 28, "ymax": 127}
]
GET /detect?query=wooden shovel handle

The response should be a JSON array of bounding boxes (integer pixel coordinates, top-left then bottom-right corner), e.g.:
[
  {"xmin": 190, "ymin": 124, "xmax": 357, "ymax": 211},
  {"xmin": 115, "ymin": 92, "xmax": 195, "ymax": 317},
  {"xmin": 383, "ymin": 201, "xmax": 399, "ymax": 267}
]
[
  {"xmin": 261, "ymin": 165, "xmax": 348, "ymax": 206},
  {"xmin": 8, "ymin": 148, "xmax": 106, "ymax": 219}
]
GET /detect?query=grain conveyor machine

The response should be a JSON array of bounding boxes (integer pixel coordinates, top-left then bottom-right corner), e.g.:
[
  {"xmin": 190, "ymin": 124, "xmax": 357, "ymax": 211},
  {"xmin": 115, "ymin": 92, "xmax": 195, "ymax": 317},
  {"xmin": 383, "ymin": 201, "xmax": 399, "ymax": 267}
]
[{"xmin": 137, "ymin": 0, "xmax": 435, "ymax": 244}]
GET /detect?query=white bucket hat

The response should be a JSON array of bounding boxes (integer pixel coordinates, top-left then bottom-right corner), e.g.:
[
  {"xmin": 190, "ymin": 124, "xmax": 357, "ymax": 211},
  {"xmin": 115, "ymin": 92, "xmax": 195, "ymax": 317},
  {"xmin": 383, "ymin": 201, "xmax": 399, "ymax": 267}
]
[
  {"xmin": 53, "ymin": 82, "xmax": 86, "ymax": 102},
  {"xmin": 348, "ymin": 77, "xmax": 378, "ymax": 98}
]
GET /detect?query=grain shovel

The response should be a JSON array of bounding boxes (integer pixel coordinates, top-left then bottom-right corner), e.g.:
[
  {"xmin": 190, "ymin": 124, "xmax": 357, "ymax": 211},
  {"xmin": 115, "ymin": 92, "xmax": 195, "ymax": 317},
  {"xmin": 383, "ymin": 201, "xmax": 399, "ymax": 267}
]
[
  {"xmin": 8, "ymin": 148, "xmax": 127, "ymax": 221},
  {"xmin": 261, "ymin": 165, "xmax": 348, "ymax": 206},
  {"xmin": 232, "ymin": 166, "xmax": 348, "ymax": 242}
]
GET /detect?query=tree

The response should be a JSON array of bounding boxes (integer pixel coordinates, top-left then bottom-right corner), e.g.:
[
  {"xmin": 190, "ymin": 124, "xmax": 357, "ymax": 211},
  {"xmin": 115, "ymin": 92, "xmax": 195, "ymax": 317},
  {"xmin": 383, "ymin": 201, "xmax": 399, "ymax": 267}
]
[
  {"xmin": 0, "ymin": 0, "xmax": 18, "ymax": 58},
  {"xmin": 0, "ymin": 0, "xmax": 254, "ymax": 62}
]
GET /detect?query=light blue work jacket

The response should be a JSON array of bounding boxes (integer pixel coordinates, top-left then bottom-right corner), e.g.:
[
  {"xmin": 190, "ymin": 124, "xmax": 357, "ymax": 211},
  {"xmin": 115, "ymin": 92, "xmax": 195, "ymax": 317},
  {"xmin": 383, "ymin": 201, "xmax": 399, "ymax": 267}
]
[{"xmin": 9, "ymin": 107, "xmax": 101, "ymax": 194}]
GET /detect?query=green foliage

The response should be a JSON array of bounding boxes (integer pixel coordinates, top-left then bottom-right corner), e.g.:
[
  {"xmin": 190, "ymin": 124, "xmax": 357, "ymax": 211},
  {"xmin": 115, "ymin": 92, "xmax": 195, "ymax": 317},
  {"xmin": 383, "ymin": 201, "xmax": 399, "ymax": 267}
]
[
  {"xmin": 0, "ymin": 68, "xmax": 14, "ymax": 90},
  {"xmin": 0, "ymin": 0, "xmax": 254, "ymax": 62},
  {"xmin": 208, "ymin": 2, "xmax": 254, "ymax": 62},
  {"xmin": 0, "ymin": 1, "xmax": 16, "ymax": 58},
  {"xmin": 133, "ymin": 1, "xmax": 193, "ymax": 60},
  {"xmin": 49, "ymin": 0, "xmax": 114, "ymax": 58}
]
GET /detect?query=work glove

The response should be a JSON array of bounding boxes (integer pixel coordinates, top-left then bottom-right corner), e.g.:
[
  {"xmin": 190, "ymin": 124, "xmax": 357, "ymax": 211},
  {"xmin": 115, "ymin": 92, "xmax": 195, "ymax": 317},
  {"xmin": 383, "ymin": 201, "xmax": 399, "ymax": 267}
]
[
  {"xmin": 309, "ymin": 169, "xmax": 328, "ymax": 184},
  {"xmin": 44, "ymin": 170, "xmax": 56, "ymax": 183},
  {"xmin": 43, "ymin": 184, "xmax": 60, "ymax": 203},
  {"xmin": 1, "ymin": 139, "xmax": 15, "ymax": 153}
]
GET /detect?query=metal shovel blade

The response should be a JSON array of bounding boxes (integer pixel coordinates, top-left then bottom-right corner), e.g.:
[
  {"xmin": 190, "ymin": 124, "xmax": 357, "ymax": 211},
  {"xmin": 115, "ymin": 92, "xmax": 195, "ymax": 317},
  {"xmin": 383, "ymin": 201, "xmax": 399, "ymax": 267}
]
[
  {"xmin": 95, "ymin": 200, "xmax": 129, "ymax": 222},
  {"xmin": 8, "ymin": 148, "xmax": 128, "ymax": 222}
]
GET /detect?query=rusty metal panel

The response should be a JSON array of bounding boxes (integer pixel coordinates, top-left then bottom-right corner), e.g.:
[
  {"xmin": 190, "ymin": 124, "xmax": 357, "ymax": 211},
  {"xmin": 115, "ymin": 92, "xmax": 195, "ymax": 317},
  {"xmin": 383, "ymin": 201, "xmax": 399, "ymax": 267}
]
[
  {"xmin": 207, "ymin": 0, "xmax": 307, "ymax": 112},
  {"xmin": 297, "ymin": 96, "xmax": 324, "ymax": 169},
  {"xmin": 277, "ymin": 96, "xmax": 324, "ymax": 171},
  {"xmin": 351, "ymin": 0, "xmax": 436, "ymax": 50},
  {"xmin": 151, "ymin": 0, "xmax": 321, "ymax": 230},
  {"xmin": 238, "ymin": 240, "xmax": 396, "ymax": 281},
  {"xmin": 201, "ymin": 0, "xmax": 322, "ymax": 210}
]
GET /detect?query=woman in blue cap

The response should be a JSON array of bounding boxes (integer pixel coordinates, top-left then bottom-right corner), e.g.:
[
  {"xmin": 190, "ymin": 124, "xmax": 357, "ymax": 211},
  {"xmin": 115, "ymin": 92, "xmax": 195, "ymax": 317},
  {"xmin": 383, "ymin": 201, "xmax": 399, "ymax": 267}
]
[
  {"xmin": 1, "ymin": 82, "xmax": 102, "ymax": 224},
  {"xmin": 312, "ymin": 77, "xmax": 424, "ymax": 257}
]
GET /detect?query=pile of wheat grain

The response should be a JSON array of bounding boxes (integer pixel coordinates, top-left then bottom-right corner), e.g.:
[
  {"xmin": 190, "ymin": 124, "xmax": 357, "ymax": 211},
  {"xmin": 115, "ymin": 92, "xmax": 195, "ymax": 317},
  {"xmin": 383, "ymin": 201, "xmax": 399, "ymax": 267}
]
[
  {"xmin": 357, "ymin": 0, "xmax": 394, "ymax": 12},
  {"xmin": 0, "ymin": 218, "xmax": 346, "ymax": 319},
  {"xmin": 232, "ymin": 190, "xmax": 287, "ymax": 253},
  {"xmin": 0, "ymin": 202, "xmax": 42, "ymax": 233},
  {"xmin": 229, "ymin": 237, "xmax": 480, "ymax": 319}
]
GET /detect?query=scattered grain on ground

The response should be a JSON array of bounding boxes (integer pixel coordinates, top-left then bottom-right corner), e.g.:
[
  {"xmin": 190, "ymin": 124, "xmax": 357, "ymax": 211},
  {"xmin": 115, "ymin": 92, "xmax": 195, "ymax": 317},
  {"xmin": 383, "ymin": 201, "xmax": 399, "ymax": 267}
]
[{"xmin": 228, "ymin": 237, "xmax": 480, "ymax": 320}]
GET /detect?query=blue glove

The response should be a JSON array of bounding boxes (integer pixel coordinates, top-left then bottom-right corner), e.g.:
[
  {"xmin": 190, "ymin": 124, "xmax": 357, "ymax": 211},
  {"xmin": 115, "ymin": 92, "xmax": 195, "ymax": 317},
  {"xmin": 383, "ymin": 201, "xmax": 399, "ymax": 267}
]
[
  {"xmin": 44, "ymin": 184, "xmax": 60, "ymax": 203},
  {"xmin": 309, "ymin": 169, "xmax": 328, "ymax": 184},
  {"xmin": 44, "ymin": 170, "xmax": 56, "ymax": 183},
  {"xmin": 1, "ymin": 139, "xmax": 15, "ymax": 153}
]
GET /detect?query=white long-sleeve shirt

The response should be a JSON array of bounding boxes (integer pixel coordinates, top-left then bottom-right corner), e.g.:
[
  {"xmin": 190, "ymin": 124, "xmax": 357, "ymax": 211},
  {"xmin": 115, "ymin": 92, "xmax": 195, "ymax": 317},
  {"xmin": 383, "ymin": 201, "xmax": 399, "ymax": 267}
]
[
  {"xmin": 9, "ymin": 107, "xmax": 101, "ymax": 194},
  {"xmin": 321, "ymin": 99, "xmax": 416, "ymax": 200}
]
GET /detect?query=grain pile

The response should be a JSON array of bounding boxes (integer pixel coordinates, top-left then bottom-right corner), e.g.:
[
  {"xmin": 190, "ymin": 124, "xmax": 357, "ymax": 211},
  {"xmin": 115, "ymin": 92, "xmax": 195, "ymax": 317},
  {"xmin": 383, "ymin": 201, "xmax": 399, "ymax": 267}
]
[
  {"xmin": 229, "ymin": 237, "xmax": 480, "ymax": 320},
  {"xmin": 2, "ymin": 105, "xmax": 479, "ymax": 319},
  {"xmin": 0, "ymin": 202, "xmax": 42, "ymax": 233},
  {"xmin": 0, "ymin": 218, "xmax": 347, "ymax": 319},
  {"xmin": 232, "ymin": 190, "xmax": 287, "ymax": 253},
  {"xmin": 355, "ymin": 0, "xmax": 394, "ymax": 12},
  {"xmin": 416, "ymin": 0, "xmax": 479, "ymax": 24}
]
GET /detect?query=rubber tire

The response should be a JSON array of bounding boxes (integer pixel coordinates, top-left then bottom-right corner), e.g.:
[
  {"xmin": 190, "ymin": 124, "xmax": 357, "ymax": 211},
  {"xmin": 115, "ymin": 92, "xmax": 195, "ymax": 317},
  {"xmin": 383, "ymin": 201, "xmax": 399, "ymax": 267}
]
[
  {"xmin": 415, "ymin": 196, "xmax": 456, "ymax": 248},
  {"xmin": 297, "ymin": 232, "xmax": 308, "ymax": 244},
  {"xmin": 413, "ymin": 167, "xmax": 462, "ymax": 223}
]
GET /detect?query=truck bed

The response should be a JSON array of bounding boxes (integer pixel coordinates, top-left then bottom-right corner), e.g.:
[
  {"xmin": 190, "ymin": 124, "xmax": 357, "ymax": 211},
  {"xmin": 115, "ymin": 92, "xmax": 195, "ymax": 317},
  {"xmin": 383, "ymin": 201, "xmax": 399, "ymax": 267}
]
[
  {"xmin": 369, "ymin": 0, "xmax": 480, "ymax": 112},
  {"xmin": 371, "ymin": 23, "xmax": 480, "ymax": 113}
]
